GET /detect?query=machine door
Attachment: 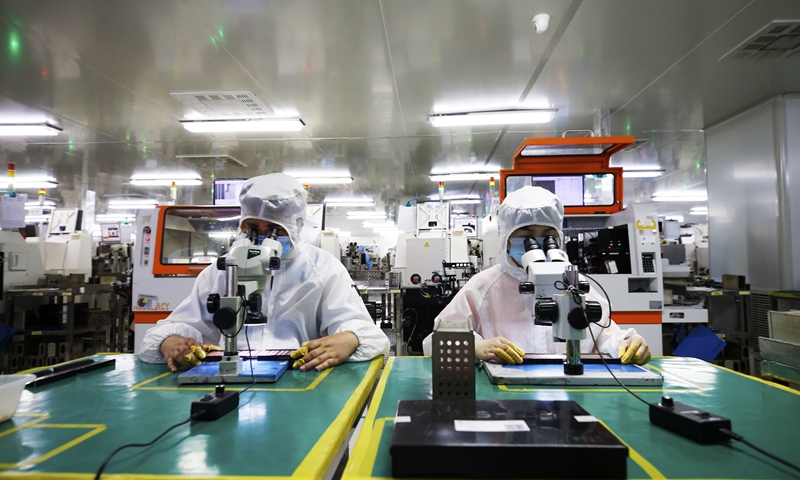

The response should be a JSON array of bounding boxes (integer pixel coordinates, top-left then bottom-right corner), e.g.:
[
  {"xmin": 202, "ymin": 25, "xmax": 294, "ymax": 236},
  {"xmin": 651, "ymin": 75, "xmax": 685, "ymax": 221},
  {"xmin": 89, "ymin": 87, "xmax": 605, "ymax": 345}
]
[{"xmin": 152, "ymin": 206, "xmax": 242, "ymax": 276}]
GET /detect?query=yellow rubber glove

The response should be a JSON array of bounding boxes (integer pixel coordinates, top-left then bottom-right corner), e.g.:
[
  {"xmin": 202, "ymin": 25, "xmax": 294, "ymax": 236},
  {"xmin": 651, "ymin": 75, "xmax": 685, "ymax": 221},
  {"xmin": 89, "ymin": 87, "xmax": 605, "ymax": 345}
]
[
  {"xmin": 190, "ymin": 345, "xmax": 206, "ymax": 360},
  {"xmin": 292, "ymin": 358, "xmax": 306, "ymax": 369},
  {"xmin": 183, "ymin": 352, "xmax": 201, "ymax": 366},
  {"xmin": 494, "ymin": 341, "xmax": 524, "ymax": 364},
  {"xmin": 201, "ymin": 344, "xmax": 223, "ymax": 352},
  {"xmin": 290, "ymin": 341, "xmax": 309, "ymax": 360},
  {"xmin": 618, "ymin": 343, "xmax": 639, "ymax": 364}
]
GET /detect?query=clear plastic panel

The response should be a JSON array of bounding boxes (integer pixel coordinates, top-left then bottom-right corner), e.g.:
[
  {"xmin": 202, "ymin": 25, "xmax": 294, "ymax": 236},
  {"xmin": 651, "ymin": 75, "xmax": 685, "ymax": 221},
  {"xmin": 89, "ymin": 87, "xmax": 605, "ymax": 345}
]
[
  {"xmin": 505, "ymin": 174, "xmax": 615, "ymax": 206},
  {"xmin": 160, "ymin": 207, "xmax": 242, "ymax": 265}
]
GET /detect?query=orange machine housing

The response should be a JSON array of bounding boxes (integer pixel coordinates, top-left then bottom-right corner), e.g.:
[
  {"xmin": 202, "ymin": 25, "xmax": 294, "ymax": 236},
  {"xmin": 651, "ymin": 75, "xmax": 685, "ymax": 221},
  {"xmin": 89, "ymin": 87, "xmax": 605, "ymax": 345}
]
[{"xmin": 499, "ymin": 136, "xmax": 634, "ymax": 215}]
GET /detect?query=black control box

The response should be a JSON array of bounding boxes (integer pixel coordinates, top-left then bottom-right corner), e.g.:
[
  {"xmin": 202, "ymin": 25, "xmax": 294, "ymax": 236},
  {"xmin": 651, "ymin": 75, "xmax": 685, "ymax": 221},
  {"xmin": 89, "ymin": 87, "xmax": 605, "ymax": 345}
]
[
  {"xmin": 191, "ymin": 385, "xmax": 239, "ymax": 421},
  {"xmin": 649, "ymin": 396, "xmax": 731, "ymax": 443}
]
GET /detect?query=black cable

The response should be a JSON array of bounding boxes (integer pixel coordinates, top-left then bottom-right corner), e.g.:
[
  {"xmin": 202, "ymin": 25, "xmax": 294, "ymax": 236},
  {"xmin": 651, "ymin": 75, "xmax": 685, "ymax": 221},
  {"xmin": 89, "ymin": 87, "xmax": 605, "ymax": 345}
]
[
  {"xmin": 719, "ymin": 428, "xmax": 800, "ymax": 474},
  {"xmin": 94, "ymin": 415, "xmax": 194, "ymax": 479},
  {"xmin": 240, "ymin": 317, "xmax": 257, "ymax": 395},
  {"xmin": 582, "ymin": 272, "xmax": 613, "ymax": 328}
]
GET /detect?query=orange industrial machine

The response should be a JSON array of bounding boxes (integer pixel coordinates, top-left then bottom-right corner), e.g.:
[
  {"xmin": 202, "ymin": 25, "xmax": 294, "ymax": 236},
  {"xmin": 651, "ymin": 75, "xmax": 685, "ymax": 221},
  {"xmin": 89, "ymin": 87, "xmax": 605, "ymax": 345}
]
[
  {"xmin": 500, "ymin": 135, "xmax": 633, "ymax": 213},
  {"xmin": 132, "ymin": 205, "xmax": 242, "ymax": 352},
  {"xmin": 499, "ymin": 135, "xmax": 664, "ymax": 355}
]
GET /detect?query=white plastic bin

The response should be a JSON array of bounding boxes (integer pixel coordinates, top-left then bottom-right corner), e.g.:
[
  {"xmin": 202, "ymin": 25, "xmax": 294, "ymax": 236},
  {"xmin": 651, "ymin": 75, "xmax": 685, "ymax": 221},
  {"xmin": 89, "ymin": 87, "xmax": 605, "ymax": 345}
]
[{"xmin": 0, "ymin": 374, "xmax": 35, "ymax": 423}]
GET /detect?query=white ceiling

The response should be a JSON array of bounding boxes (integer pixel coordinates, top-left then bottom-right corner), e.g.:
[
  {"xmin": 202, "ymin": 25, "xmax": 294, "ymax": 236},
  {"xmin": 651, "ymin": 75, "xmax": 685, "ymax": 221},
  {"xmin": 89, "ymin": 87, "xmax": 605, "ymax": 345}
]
[{"xmin": 1, "ymin": 0, "xmax": 799, "ymax": 235}]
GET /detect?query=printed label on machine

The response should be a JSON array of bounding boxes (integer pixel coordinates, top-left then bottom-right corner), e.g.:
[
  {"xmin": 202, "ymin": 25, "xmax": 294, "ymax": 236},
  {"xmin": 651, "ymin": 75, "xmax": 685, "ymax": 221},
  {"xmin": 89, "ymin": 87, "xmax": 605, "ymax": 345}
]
[
  {"xmin": 453, "ymin": 420, "xmax": 530, "ymax": 432},
  {"xmin": 135, "ymin": 295, "xmax": 159, "ymax": 310}
]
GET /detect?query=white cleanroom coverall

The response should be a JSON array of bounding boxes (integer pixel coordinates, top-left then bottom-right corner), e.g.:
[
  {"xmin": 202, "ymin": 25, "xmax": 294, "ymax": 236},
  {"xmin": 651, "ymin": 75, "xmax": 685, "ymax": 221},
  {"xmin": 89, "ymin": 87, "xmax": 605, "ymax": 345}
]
[
  {"xmin": 141, "ymin": 173, "xmax": 389, "ymax": 364},
  {"xmin": 423, "ymin": 186, "xmax": 637, "ymax": 357}
]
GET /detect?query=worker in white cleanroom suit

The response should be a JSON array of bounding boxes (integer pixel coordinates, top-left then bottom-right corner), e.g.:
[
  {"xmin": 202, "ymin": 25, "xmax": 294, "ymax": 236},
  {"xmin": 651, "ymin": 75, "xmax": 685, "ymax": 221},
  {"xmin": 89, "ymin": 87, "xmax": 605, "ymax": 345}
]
[
  {"xmin": 141, "ymin": 173, "xmax": 389, "ymax": 372},
  {"xmin": 423, "ymin": 186, "xmax": 650, "ymax": 365}
]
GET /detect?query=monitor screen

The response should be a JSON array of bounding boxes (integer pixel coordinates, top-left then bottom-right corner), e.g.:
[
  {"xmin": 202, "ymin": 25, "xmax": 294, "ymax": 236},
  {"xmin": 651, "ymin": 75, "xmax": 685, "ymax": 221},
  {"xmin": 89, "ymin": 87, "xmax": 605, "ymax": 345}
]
[
  {"xmin": 505, "ymin": 173, "xmax": 615, "ymax": 206},
  {"xmin": 213, "ymin": 179, "xmax": 246, "ymax": 205}
]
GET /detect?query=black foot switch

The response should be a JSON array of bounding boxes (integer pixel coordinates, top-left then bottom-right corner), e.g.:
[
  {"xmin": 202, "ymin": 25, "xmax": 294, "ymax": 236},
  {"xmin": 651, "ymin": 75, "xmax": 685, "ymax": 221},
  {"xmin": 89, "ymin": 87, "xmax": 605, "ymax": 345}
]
[
  {"xmin": 191, "ymin": 385, "xmax": 239, "ymax": 421},
  {"xmin": 649, "ymin": 395, "xmax": 731, "ymax": 443}
]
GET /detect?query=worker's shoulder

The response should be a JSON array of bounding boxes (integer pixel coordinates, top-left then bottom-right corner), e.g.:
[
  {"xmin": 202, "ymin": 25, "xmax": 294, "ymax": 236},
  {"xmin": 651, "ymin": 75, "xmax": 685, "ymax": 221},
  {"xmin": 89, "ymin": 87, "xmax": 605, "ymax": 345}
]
[
  {"xmin": 300, "ymin": 242, "xmax": 345, "ymax": 268},
  {"xmin": 462, "ymin": 264, "xmax": 505, "ymax": 291}
]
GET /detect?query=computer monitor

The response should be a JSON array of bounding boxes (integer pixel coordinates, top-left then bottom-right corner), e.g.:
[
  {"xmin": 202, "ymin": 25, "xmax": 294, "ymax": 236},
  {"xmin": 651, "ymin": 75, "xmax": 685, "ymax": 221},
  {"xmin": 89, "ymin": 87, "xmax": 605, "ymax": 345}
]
[{"xmin": 213, "ymin": 178, "xmax": 246, "ymax": 205}]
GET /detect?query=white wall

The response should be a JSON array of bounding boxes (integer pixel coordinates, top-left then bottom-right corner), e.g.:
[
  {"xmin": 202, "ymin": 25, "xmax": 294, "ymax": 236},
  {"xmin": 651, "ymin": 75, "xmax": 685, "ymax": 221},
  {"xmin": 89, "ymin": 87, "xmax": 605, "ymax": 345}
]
[{"xmin": 706, "ymin": 95, "xmax": 800, "ymax": 291}]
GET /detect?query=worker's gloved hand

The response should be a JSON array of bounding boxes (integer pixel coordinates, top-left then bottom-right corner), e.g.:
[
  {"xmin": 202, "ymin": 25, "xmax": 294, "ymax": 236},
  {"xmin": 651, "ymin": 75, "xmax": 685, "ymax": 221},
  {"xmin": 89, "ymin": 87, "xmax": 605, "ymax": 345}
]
[
  {"xmin": 475, "ymin": 337, "xmax": 525, "ymax": 364},
  {"xmin": 201, "ymin": 344, "xmax": 223, "ymax": 353},
  {"xmin": 292, "ymin": 333, "xmax": 359, "ymax": 372},
  {"xmin": 617, "ymin": 335, "xmax": 651, "ymax": 365},
  {"xmin": 160, "ymin": 335, "xmax": 204, "ymax": 373}
]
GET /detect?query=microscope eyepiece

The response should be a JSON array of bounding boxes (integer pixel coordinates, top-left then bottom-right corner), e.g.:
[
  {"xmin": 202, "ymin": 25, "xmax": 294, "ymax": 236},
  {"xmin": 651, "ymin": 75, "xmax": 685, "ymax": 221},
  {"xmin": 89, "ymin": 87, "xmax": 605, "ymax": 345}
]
[
  {"xmin": 542, "ymin": 236, "xmax": 560, "ymax": 252},
  {"xmin": 246, "ymin": 227, "xmax": 259, "ymax": 244},
  {"xmin": 265, "ymin": 227, "xmax": 278, "ymax": 241},
  {"xmin": 523, "ymin": 237, "xmax": 541, "ymax": 251}
]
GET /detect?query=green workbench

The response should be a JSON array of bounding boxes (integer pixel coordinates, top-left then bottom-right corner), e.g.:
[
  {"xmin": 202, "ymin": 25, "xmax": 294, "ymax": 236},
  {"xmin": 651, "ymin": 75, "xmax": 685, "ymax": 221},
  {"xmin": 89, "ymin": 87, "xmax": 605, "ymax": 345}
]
[
  {"xmin": 1, "ymin": 353, "xmax": 382, "ymax": 478},
  {"xmin": 344, "ymin": 357, "xmax": 800, "ymax": 480}
]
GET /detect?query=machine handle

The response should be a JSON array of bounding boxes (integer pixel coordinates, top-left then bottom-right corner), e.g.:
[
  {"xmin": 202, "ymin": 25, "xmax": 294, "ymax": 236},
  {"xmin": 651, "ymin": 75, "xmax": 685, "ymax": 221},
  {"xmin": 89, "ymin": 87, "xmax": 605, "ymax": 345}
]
[{"xmin": 561, "ymin": 129, "xmax": 594, "ymax": 137}]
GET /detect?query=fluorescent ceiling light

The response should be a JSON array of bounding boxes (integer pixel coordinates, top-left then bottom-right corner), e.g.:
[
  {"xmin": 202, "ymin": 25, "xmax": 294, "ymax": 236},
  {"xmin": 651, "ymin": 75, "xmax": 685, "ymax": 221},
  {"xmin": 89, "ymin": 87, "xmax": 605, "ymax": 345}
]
[
  {"xmin": 108, "ymin": 199, "xmax": 158, "ymax": 209},
  {"xmin": 346, "ymin": 211, "xmax": 386, "ymax": 219},
  {"xmin": 0, "ymin": 178, "xmax": 59, "ymax": 189},
  {"xmin": 362, "ymin": 221, "xmax": 395, "ymax": 228},
  {"xmin": 429, "ymin": 173, "xmax": 499, "ymax": 182},
  {"xmin": 217, "ymin": 215, "xmax": 242, "ymax": 221},
  {"xmin": 208, "ymin": 232, "xmax": 238, "ymax": 238},
  {"xmin": 449, "ymin": 199, "xmax": 481, "ymax": 205},
  {"xmin": 181, "ymin": 118, "xmax": 305, "ymax": 133},
  {"xmin": 623, "ymin": 170, "xmax": 665, "ymax": 178},
  {"xmin": 0, "ymin": 123, "xmax": 62, "ymax": 136},
  {"xmin": 130, "ymin": 179, "xmax": 202, "ymax": 186},
  {"xmin": 429, "ymin": 109, "xmax": 556, "ymax": 127},
  {"xmin": 427, "ymin": 194, "xmax": 480, "ymax": 201},
  {"xmin": 326, "ymin": 200, "xmax": 375, "ymax": 207},
  {"xmin": 652, "ymin": 194, "xmax": 708, "ymax": 202},
  {"xmin": 293, "ymin": 176, "xmax": 353, "ymax": 185},
  {"xmin": 97, "ymin": 213, "xmax": 137, "ymax": 221},
  {"xmin": 689, "ymin": 207, "xmax": 708, "ymax": 216}
]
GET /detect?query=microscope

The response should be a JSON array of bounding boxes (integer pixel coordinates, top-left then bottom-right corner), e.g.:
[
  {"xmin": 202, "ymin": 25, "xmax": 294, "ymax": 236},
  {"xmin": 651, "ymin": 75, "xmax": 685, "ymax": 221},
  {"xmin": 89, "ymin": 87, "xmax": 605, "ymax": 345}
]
[
  {"xmin": 517, "ymin": 236, "xmax": 603, "ymax": 375},
  {"xmin": 205, "ymin": 227, "xmax": 282, "ymax": 376}
]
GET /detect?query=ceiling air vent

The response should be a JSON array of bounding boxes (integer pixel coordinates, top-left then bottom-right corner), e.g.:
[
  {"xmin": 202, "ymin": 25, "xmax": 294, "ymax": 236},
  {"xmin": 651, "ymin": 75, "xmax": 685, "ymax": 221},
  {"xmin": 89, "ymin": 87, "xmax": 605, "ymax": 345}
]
[
  {"xmin": 720, "ymin": 20, "xmax": 800, "ymax": 60},
  {"xmin": 176, "ymin": 154, "xmax": 247, "ymax": 168},
  {"xmin": 170, "ymin": 90, "xmax": 274, "ymax": 118}
]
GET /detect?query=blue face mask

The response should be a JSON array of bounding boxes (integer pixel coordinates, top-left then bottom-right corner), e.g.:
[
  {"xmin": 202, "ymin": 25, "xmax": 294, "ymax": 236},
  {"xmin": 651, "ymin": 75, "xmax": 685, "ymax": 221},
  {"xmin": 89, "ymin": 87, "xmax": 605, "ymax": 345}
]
[
  {"xmin": 276, "ymin": 236, "xmax": 292, "ymax": 258},
  {"xmin": 508, "ymin": 237, "xmax": 528, "ymax": 266}
]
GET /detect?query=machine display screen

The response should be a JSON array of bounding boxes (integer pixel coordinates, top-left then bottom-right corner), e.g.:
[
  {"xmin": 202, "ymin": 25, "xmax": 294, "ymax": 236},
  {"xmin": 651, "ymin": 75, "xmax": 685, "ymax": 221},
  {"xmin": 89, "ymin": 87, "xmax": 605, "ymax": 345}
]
[
  {"xmin": 159, "ymin": 207, "xmax": 242, "ymax": 265},
  {"xmin": 214, "ymin": 179, "xmax": 247, "ymax": 205},
  {"xmin": 505, "ymin": 174, "xmax": 615, "ymax": 206}
]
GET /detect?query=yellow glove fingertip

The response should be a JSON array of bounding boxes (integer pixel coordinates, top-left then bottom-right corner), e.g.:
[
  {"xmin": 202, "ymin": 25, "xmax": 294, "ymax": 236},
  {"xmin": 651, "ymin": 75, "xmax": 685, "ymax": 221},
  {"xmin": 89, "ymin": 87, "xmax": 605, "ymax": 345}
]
[
  {"xmin": 495, "ymin": 348, "xmax": 512, "ymax": 364},
  {"xmin": 292, "ymin": 358, "xmax": 305, "ymax": 369},
  {"xmin": 510, "ymin": 342, "xmax": 525, "ymax": 358}
]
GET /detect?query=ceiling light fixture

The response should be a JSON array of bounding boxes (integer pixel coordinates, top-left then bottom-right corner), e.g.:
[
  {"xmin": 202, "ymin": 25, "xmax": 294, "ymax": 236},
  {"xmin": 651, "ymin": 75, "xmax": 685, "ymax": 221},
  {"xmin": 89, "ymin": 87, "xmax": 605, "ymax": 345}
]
[
  {"xmin": 428, "ymin": 109, "xmax": 556, "ymax": 127},
  {"xmin": 429, "ymin": 173, "xmax": 499, "ymax": 182},
  {"xmin": 326, "ymin": 199, "xmax": 375, "ymax": 207},
  {"xmin": 622, "ymin": 169, "xmax": 665, "ymax": 178},
  {"xmin": 346, "ymin": 211, "xmax": 386, "ymax": 219},
  {"xmin": 0, "ymin": 123, "xmax": 62, "ymax": 136},
  {"xmin": 181, "ymin": 118, "xmax": 305, "ymax": 133},
  {"xmin": 0, "ymin": 178, "xmax": 59, "ymax": 189},
  {"xmin": 107, "ymin": 199, "xmax": 159, "ymax": 209},
  {"xmin": 449, "ymin": 199, "xmax": 481, "ymax": 205},
  {"xmin": 651, "ymin": 193, "xmax": 708, "ymax": 202},
  {"xmin": 130, "ymin": 175, "xmax": 202, "ymax": 187},
  {"xmin": 427, "ymin": 194, "xmax": 481, "ymax": 201},
  {"xmin": 294, "ymin": 176, "xmax": 353, "ymax": 185}
]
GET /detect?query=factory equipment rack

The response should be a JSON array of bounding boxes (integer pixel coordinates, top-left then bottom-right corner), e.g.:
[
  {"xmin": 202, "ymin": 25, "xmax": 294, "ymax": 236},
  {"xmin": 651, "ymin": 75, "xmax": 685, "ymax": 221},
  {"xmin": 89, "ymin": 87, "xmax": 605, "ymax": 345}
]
[{"xmin": 1, "ymin": 284, "xmax": 122, "ymax": 372}]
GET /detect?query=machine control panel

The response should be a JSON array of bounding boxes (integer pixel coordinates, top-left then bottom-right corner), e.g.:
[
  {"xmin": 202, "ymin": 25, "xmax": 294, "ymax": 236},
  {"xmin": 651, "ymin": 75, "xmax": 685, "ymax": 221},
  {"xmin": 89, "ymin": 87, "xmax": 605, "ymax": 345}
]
[
  {"xmin": 141, "ymin": 225, "xmax": 152, "ymax": 267},
  {"xmin": 641, "ymin": 252, "xmax": 656, "ymax": 273}
]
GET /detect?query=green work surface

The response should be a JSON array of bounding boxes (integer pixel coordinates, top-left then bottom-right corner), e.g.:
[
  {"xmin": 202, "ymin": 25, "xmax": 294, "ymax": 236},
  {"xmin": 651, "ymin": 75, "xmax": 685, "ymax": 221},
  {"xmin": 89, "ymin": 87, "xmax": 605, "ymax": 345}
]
[
  {"xmin": 2, "ymin": 354, "xmax": 382, "ymax": 478},
  {"xmin": 344, "ymin": 357, "xmax": 800, "ymax": 480}
]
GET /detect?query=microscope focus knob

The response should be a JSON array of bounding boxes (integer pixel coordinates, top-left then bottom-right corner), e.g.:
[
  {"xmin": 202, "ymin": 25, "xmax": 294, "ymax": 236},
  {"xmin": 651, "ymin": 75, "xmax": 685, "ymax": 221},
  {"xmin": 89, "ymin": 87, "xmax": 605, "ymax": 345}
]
[
  {"xmin": 216, "ymin": 257, "xmax": 226, "ymax": 271},
  {"xmin": 568, "ymin": 308, "xmax": 589, "ymax": 330},
  {"xmin": 535, "ymin": 301, "xmax": 558, "ymax": 323},
  {"xmin": 518, "ymin": 282, "xmax": 535, "ymax": 294},
  {"xmin": 213, "ymin": 307, "xmax": 237, "ymax": 331},
  {"xmin": 206, "ymin": 293, "xmax": 220, "ymax": 314},
  {"xmin": 247, "ymin": 292, "xmax": 262, "ymax": 313},
  {"xmin": 585, "ymin": 301, "xmax": 603, "ymax": 323}
]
